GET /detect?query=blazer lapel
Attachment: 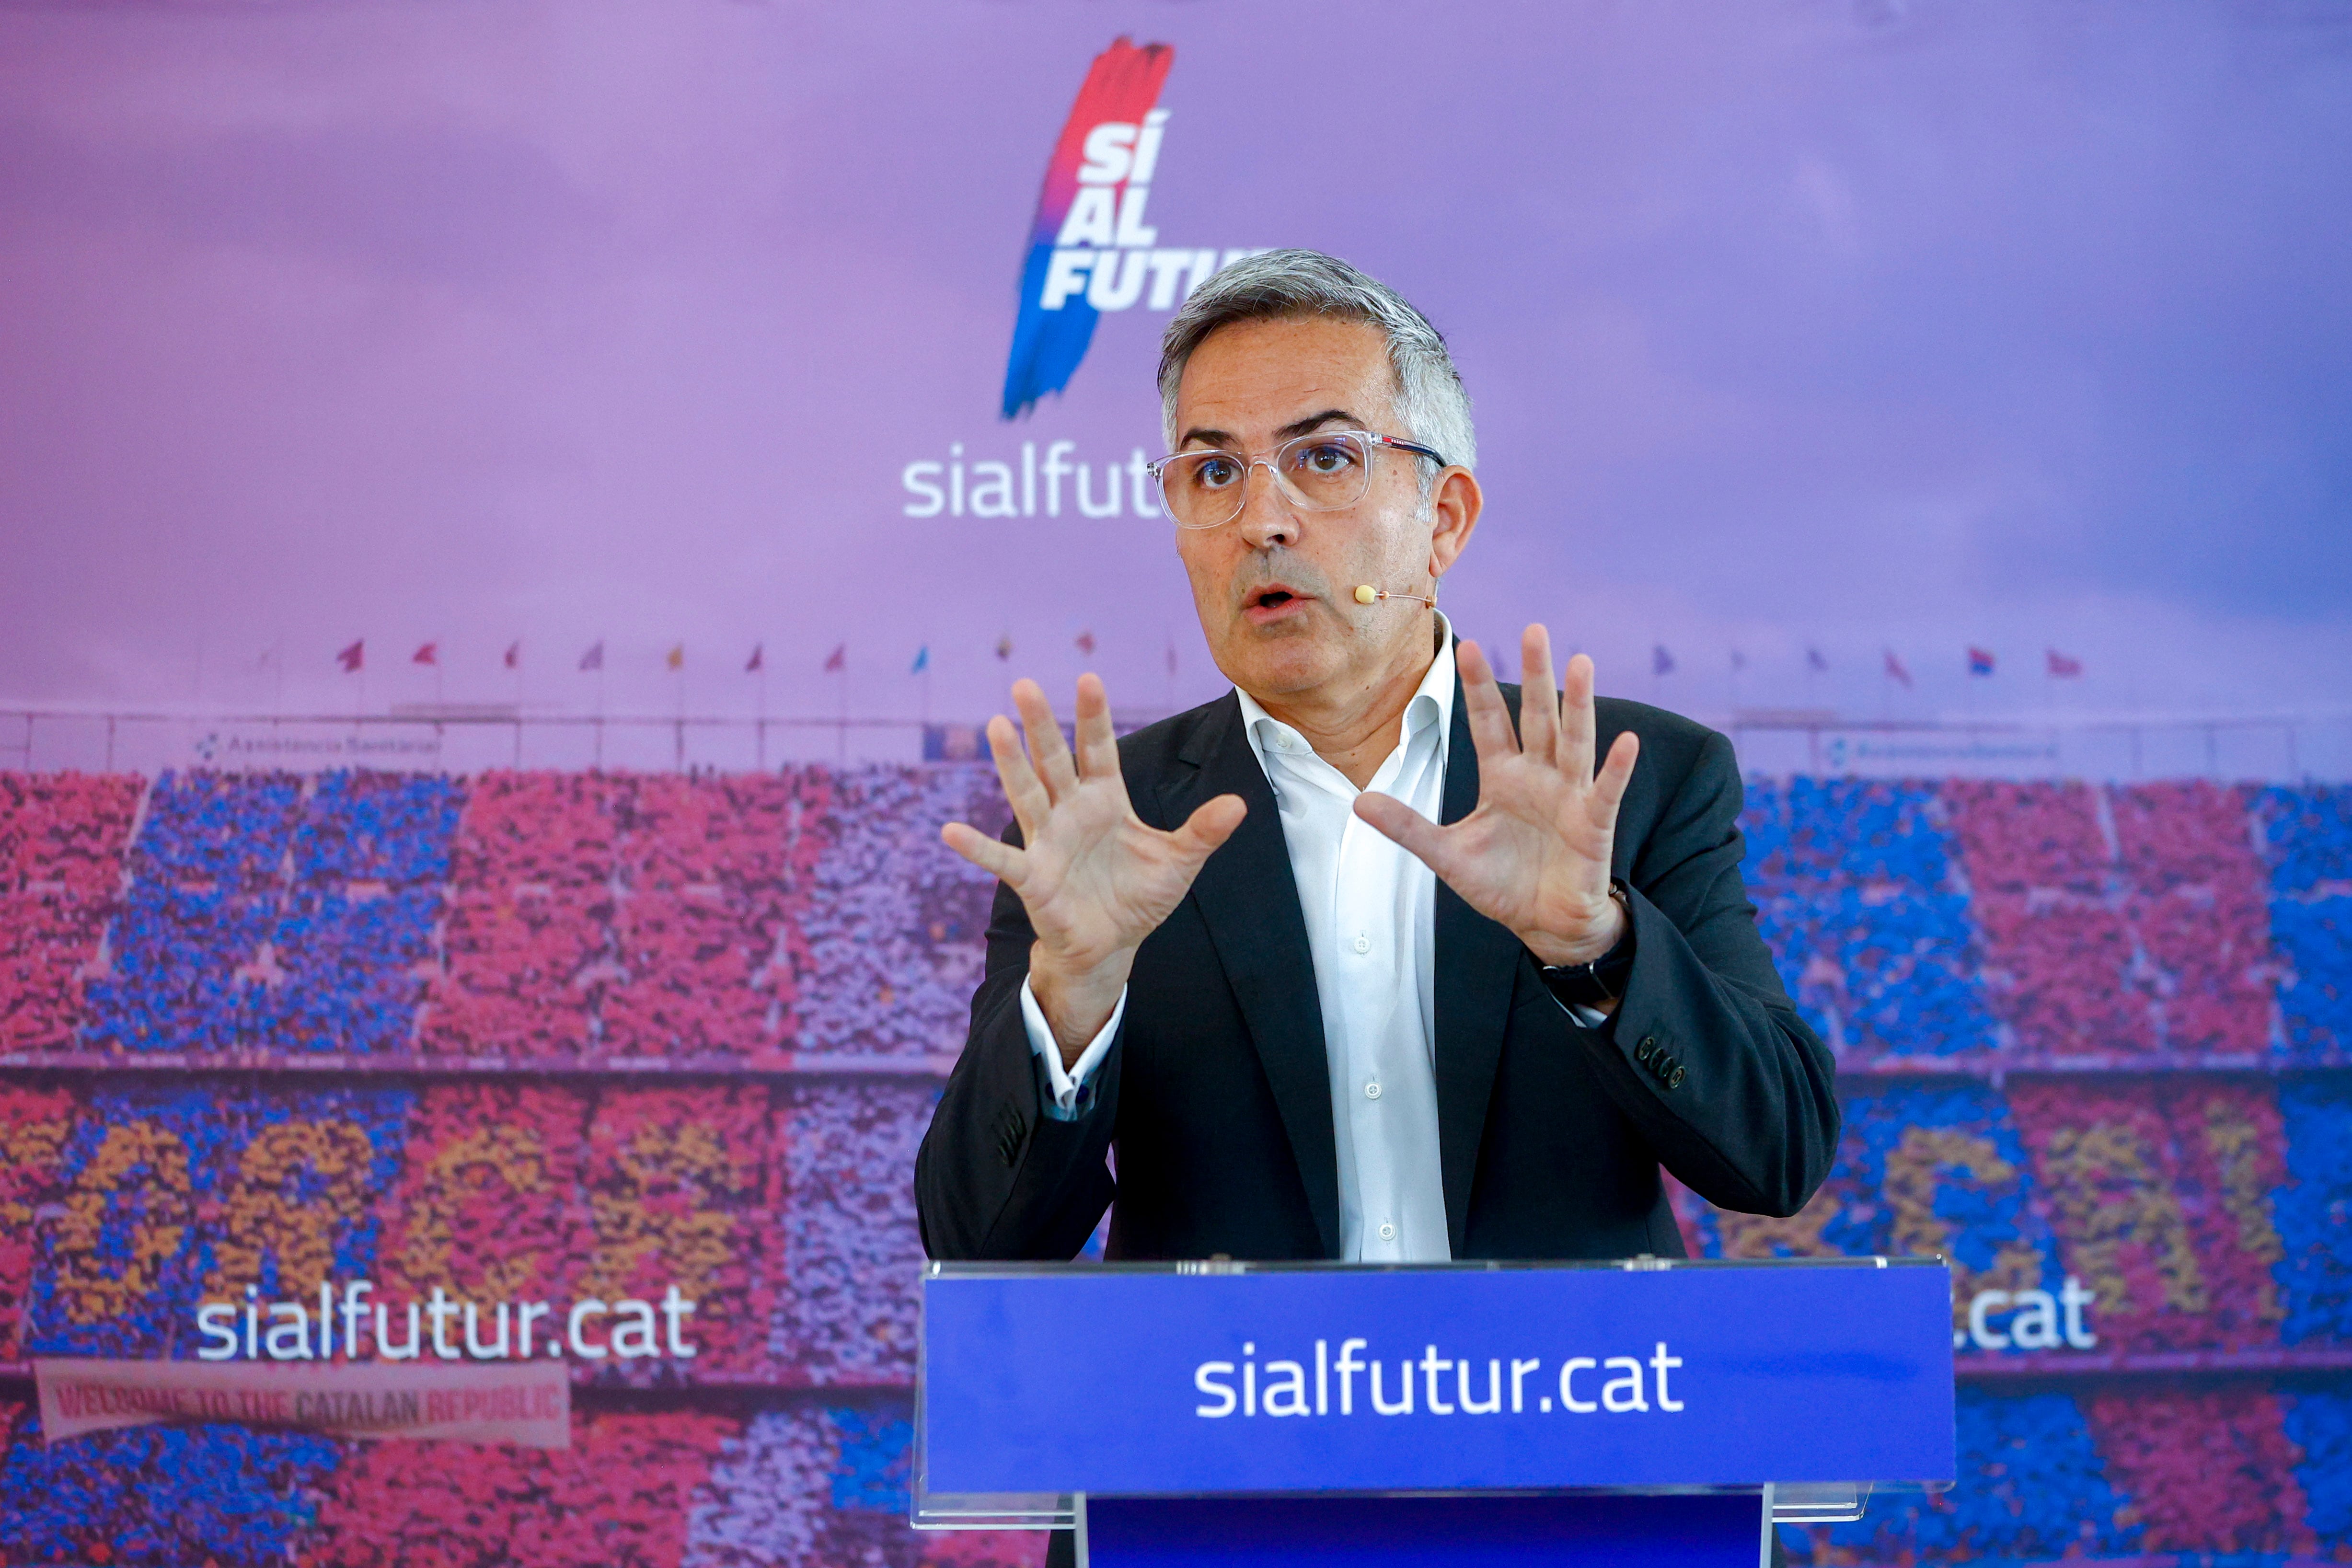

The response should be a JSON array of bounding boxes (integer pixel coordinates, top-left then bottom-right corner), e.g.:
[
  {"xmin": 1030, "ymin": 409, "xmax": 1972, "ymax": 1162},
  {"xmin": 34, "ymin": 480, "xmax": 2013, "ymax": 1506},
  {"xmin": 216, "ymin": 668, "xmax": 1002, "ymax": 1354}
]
[
  {"xmin": 1434, "ymin": 671, "xmax": 1528, "ymax": 1255},
  {"xmin": 1161, "ymin": 696, "xmax": 1341, "ymax": 1257}
]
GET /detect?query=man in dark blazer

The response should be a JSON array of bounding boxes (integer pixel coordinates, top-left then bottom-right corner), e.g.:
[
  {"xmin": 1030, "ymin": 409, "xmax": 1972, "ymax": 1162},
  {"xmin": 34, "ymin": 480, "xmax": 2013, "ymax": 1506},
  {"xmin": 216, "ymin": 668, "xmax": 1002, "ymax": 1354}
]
[{"xmin": 918, "ymin": 248, "xmax": 1837, "ymax": 1273}]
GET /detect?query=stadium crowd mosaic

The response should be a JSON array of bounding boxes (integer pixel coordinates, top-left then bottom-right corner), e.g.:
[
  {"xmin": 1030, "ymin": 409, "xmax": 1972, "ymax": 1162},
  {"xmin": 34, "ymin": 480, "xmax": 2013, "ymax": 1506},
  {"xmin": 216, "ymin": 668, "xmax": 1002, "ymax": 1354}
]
[{"xmin": 0, "ymin": 766, "xmax": 2348, "ymax": 1564}]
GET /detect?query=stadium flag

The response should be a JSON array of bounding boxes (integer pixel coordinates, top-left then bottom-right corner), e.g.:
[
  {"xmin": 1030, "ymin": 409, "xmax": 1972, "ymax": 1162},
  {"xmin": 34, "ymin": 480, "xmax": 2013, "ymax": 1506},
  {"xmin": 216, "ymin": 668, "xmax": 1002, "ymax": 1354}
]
[
  {"xmin": 1806, "ymin": 646, "xmax": 1830, "ymax": 672},
  {"xmin": 503, "ymin": 641, "xmax": 520, "ymax": 670},
  {"xmin": 1968, "ymin": 645, "xmax": 1997, "ymax": 676},
  {"xmin": 995, "ymin": 634, "xmax": 1014, "ymax": 661},
  {"xmin": 823, "ymin": 643, "xmax": 846, "ymax": 673},
  {"xmin": 1652, "ymin": 644, "xmax": 1675, "ymax": 676},
  {"xmin": 2047, "ymin": 647, "xmax": 2084, "ymax": 677},
  {"xmin": 745, "ymin": 642, "xmax": 764, "ymax": 673},
  {"xmin": 413, "ymin": 642, "xmax": 438, "ymax": 666},
  {"xmin": 336, "ymin": 640, "xmax": 364, "ymax": 673},
  {"xmin": 579, "ymin": 641, "xmax": 604, "ymax": 673},
  {"xmin": 1729, "ymin": 648, "xmax": 1747, "ymax": 672},
  {"xmin": 666, "ymin": 643, "xmax": 684, "ymax": 671},
  {"xmin": 1075, "ymin": 630, "xmax": 1097, "ymax": 656},
  {"xmin": 1883, "ymin": 649, "xmax": 1913, "ymax": 688},
  {"xmin": 911, "ymin": 645, "xmax": 930, "ymax": 675}
]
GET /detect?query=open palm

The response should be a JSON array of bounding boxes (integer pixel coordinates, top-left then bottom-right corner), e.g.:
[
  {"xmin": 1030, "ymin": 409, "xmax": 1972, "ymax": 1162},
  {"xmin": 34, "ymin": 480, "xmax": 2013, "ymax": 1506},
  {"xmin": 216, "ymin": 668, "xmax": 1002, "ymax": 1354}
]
[
  {"xmin": 941, "ymin": 674, "xmax": 1245, "ymax": 1060},
  {"xmin": 1354, "ymin": 627, "xmax": 1637, "ymax": 968}
]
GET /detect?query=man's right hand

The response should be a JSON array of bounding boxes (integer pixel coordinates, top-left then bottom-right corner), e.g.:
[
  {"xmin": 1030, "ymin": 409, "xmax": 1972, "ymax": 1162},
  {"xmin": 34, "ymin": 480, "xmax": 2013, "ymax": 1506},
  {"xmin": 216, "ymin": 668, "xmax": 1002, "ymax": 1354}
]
[{"xmin": 941, "ymin": 673, "xmax": 1246, "ymax": 1070}]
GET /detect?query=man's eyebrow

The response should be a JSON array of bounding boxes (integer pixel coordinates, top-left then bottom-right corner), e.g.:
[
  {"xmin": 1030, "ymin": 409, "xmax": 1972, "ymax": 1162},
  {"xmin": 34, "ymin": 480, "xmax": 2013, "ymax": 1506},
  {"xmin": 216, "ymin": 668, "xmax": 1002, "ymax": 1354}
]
[
  {"xmin": 1277, "ymin": 409, "xmax": 1360, "ymax": 439},
  {"xmin": 1177, "ymin": 409, "xmax": 1362, "ymax": 450}
]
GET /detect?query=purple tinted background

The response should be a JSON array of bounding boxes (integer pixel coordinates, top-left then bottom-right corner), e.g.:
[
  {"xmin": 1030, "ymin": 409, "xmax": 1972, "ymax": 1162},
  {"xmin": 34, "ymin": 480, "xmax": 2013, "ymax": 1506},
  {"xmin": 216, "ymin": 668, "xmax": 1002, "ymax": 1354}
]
[{"xmin": 0, "ymin": 0, "xmax": 2346, "ymax": 728}]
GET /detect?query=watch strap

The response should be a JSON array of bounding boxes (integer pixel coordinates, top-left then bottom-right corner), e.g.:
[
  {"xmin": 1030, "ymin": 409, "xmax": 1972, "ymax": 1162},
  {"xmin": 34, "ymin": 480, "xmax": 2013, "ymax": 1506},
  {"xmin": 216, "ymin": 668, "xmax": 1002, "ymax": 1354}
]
[{"xmin": 1537, "ymin": 879, "xmax": 1636, "ymax": 1009}]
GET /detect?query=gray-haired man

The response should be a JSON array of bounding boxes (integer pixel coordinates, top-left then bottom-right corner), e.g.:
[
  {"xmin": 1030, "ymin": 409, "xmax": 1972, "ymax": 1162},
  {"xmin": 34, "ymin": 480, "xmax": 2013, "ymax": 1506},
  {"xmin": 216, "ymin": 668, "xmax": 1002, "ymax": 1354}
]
[{"xmin": 918, "ymin": 246, "xmax": 1835, "ymax": 1272}]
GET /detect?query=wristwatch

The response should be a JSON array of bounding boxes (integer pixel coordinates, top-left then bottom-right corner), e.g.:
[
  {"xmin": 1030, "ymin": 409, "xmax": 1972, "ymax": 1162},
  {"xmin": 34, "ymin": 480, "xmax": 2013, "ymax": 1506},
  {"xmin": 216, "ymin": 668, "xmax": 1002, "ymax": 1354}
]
[{"xmin": 1537, "ymin": 879, "xmax": 1636, "ymax": 1009}]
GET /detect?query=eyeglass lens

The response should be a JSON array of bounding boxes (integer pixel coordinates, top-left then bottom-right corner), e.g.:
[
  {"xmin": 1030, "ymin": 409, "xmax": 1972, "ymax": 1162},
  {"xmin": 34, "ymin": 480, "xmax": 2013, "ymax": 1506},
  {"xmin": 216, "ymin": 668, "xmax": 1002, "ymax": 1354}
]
[{"xmin": 1157, "ymin": 432, "xmax": 1375, "ymax": 529}]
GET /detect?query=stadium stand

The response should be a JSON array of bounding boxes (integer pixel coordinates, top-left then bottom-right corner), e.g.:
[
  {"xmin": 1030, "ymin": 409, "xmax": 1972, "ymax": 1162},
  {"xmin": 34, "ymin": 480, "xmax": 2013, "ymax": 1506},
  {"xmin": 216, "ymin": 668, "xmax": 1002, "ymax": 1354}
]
[
  {"xmin": 582, "ymin": 1084, "xmax": 774, "ymax": 1378},
  {"xmin": 2, "ymin": 767, "xmax": 2350, "ymax": 1565},
  {"xmin": 0, "ymin": 774, "xmax": 137, "ymax": 1051},
  {"xmin": 791, "ymin": 766, "xmax": 1007, "ymax": 1061},
  {"xmin": 1782, "ymin": 1386, "xmax": 2140, "ymax": 1563},
  {"xmin": 0, "ymin": 1410, "xmax": 340, "ymax": 1568},
  {"xmin": 2277, "ymin": 1073, "xmax": 2352, "ymax": 1346},
  {"xmin": 2262, "ymin": 783, "xmax": 2352, "ymax": 1059},
  {"xmin": 371, "ymin": 1082, "xmax": 595, "ymax": 1323},
  {"xmin": 0, "ymin": 1085, "xmax": 74, "ymax": 1362},
  {"xmin": 2085, "ymin": 1383, "xmax": 2316, "ymax": 1554},
  {"xmin": 1741, "ymin": 779, "xmax": 2000, "ymax": 1062},
  {"xmin": 774, "ymin": 1081, "xmax": 934, "ymax": 1386},
  {"xmin": 2286, "ymin": 1384, "xmax": 2352, "ymax": 1547},
  {"xmin": 307, "ymin": 1409, "xmax": 734, "ymax": 1568}
]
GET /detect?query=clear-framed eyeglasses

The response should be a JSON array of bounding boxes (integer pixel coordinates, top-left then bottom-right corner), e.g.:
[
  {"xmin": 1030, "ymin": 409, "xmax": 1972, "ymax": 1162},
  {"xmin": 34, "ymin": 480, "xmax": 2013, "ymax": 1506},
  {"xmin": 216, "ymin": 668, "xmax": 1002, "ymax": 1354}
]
[{"xmin": 1144, "ymin": 429, "xmax": 1451, "ymax": 530}]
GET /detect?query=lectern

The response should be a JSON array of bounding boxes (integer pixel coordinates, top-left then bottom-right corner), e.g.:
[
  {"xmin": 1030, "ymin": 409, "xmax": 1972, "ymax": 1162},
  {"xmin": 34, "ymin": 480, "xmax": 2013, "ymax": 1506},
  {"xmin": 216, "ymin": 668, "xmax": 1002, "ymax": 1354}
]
[{"xmin": 915, "ymin": 1257, "xmax": 1955, "ymax": 1567}]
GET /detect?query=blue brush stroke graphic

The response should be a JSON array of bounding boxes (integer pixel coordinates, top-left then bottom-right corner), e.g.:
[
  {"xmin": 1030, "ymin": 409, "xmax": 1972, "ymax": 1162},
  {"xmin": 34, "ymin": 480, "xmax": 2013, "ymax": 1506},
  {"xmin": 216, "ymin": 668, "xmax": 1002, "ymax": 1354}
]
[{"xmin": 1003, "ymin": 243, "xmax": 1100, "ymax": 419}]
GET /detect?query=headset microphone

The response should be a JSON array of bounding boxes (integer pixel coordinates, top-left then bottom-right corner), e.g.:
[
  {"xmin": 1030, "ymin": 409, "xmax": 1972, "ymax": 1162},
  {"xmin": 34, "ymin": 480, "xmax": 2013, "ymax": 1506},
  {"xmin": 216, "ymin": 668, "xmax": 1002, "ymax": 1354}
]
[{"xmin": 1353, "ymin": 585, "xmax": 1435, "ymax": 607}]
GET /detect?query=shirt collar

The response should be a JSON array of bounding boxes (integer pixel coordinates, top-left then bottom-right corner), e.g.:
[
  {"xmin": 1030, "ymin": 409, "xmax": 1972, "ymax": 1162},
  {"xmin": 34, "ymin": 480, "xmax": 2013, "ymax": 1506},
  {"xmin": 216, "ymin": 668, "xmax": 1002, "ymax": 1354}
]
[{"xmin": 1235, "ymin": 611, "xmax": 1457, "ymax": 777}]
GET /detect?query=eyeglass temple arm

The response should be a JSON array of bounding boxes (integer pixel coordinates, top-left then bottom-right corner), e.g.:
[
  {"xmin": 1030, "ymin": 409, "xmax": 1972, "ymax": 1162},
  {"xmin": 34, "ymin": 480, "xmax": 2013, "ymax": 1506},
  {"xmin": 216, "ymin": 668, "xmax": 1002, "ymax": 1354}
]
[{"xmin": 1372, "ymin": 435, "xmax": 1451, "ymax": 468}]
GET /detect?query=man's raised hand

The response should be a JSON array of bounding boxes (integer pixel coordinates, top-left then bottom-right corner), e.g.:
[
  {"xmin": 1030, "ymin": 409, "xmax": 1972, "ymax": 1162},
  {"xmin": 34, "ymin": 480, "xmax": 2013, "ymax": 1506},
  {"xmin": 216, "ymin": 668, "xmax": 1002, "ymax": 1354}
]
[
  {"xmin": 1353, "ymin": 626, "xmax": 1638, "ymax": 974},
  {"xmin": 941, "ymin": 673, "xmax": 1246, "ymax": 1068}
]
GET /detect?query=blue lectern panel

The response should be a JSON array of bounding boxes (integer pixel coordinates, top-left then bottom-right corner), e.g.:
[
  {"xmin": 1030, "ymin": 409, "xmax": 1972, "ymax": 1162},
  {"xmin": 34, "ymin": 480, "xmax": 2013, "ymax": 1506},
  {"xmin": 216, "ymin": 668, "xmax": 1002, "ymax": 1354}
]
[
  {"xmin": 1085, "ymin": 1494, "xmax": 1763, "ymax": 1568},
  {"xmin": 921, "ymin": 1261, "xmax": 1953, "ymax": 1498}
]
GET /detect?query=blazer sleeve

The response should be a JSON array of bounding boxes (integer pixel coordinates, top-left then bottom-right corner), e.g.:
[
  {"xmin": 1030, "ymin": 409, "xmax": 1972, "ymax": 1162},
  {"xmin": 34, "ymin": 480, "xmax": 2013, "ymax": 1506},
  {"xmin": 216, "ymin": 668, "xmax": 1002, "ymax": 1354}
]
[
  {"xmin": 1575, "ymin": 727, "xmax": 1841, "ymax": 1218},
  {"xmin": 913, "ymin": 822, "xmax": 1120, "ymax": 1260}
]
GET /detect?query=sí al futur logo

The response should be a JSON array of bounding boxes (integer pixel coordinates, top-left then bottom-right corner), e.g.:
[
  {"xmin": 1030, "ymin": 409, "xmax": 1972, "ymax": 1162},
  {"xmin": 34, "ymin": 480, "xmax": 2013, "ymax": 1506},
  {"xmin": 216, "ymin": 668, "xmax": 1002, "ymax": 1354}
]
[{"xmin": 1000, "ymin": 37, "xmax": 1263, "ymax": 419}]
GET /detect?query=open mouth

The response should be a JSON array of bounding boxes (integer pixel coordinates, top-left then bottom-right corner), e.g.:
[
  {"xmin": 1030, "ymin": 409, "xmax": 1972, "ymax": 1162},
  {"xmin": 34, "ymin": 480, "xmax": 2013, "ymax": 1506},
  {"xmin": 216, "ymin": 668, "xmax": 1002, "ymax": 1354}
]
[{"xmin": 1244, "ymin": 585, "xmax": 1310, "ymax": 622}]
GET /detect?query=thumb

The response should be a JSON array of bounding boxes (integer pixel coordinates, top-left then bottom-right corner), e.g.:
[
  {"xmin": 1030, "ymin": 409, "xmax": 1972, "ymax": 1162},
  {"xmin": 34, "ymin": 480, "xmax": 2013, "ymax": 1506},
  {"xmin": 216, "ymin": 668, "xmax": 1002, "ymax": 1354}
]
[
  {"xmin": 1353, "ymin": 791, "xmax": 1448, "ymax": 871},
  {"xmin": 1172, "ymin": 793, "xmax": 1247, "ymax": 864}
]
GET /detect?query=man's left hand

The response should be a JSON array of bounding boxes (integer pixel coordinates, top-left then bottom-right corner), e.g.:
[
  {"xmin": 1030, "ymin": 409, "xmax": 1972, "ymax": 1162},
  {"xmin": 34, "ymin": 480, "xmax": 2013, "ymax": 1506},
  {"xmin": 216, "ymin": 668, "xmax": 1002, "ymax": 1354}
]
[{"xmin": 1354, "ymin": 623, "xmax": 1637, "ymax": 970}]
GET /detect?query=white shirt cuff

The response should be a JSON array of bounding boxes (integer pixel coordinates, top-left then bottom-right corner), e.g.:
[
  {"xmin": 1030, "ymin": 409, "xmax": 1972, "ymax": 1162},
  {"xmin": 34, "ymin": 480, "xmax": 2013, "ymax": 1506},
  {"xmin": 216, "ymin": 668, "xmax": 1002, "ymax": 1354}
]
[
  {"xmin": 1021, "ymin": 975, "xmax": 1125, "ymax": 1120},
  {"xmin": 1565, "ymin": 1000, "xmax": 1610, "ymax": 1029}
]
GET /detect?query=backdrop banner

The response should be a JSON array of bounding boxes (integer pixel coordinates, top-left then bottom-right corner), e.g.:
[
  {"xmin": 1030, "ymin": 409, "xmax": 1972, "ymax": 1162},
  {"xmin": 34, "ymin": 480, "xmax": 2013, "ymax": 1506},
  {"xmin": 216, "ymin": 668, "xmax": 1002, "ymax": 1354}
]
[
  {"xmin": 33, "ymin": 1357, "xmax": 571, "ymax": 1447},
  {"xmin": 0, "ymin": 1, "xmax": 2347, "ymax": 1565}
]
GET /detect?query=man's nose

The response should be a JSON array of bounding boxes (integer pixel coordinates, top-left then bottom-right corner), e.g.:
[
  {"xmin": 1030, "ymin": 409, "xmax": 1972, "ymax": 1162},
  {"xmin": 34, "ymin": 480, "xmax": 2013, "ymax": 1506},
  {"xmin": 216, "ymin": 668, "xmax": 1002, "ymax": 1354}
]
[{"xmin": 1234, "ymin": 464, "xmax": 1300, "ymax": 549}]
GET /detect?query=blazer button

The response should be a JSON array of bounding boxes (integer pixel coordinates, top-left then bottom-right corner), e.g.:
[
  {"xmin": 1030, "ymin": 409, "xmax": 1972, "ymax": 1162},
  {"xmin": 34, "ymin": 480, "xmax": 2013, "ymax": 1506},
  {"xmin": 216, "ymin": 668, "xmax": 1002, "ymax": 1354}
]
[
  {"xmin": 1635, "ymin": 1038, "xmax": 1655, "ymax": 1062},
  {"xmin": 1669, "ymin": 1065, "xmax": 1686, "ymax": 1089}
]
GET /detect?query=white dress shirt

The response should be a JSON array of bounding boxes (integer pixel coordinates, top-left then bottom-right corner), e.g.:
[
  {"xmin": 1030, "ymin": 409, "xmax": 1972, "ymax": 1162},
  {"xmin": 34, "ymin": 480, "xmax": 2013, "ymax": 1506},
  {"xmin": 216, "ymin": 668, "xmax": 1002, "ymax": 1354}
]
[{"xmin": 1019, "ymin": 618, "xmax": 1601, "ymax": 1261}]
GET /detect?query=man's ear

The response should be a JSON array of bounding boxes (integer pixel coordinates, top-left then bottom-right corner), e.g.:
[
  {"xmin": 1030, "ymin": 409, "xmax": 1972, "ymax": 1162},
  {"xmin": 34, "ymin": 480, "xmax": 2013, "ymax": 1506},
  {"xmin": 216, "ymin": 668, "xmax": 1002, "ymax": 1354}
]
[{"xmin": 1426, "ymin": 466, "xmax": 1484, "ymax": 579}]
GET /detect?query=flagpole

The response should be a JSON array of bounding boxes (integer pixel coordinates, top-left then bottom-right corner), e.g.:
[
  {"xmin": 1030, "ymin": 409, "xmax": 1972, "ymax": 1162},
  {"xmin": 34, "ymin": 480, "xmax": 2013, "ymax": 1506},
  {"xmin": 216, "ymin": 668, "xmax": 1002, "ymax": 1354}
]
[
  {"xmin": 671, "ymin": 646, "xmax": 686, "ymax": 771},
  {"xmin": 837, "ymin": 664, "xmax": 848, "ymax": 765}
]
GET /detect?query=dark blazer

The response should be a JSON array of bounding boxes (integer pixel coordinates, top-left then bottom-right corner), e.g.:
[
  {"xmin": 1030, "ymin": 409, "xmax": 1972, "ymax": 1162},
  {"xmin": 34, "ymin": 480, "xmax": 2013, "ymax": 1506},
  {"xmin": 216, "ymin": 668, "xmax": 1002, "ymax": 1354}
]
[{"xmin": 914, "ymin": 669, "xmax": 1839, "ymax": 1264}]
